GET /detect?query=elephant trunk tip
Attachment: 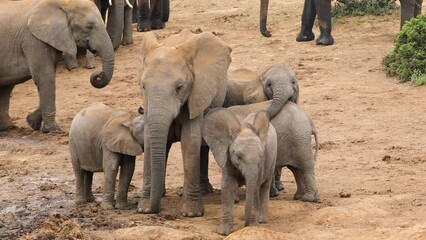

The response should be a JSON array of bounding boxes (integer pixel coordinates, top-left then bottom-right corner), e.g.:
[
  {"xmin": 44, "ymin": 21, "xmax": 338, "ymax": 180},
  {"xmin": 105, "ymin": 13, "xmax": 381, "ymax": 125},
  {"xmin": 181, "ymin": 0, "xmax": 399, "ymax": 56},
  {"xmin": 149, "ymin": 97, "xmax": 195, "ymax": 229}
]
[{"xmin": 90, "ymin": 70, "xmax": 111, "ymax": 88}]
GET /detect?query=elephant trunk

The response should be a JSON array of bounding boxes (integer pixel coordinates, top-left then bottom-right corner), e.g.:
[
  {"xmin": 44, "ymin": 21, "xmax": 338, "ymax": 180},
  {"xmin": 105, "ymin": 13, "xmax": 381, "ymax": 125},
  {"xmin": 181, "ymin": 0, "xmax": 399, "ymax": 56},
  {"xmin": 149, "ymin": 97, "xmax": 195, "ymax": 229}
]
[
  {"xmin": 89, "ymin": 29, "xmax": 115, "ymax": 89},
  {"xmin": 260, "ymin": 0, "xmax": 271, "ymax": 37},
  {"xmin": 147, "ymin": 107, "xmax": 174, "ymax": 213},
  {"xmin": 244, "ymin": 174, "xmax": 259, "ymax": 227},
  {"xmin": 266, "ymin": 87, "xmax": 290, "ymax": 119},
  {"xmin": 107, "ymin": 0, "xmax": 125, "ymax": 50}
]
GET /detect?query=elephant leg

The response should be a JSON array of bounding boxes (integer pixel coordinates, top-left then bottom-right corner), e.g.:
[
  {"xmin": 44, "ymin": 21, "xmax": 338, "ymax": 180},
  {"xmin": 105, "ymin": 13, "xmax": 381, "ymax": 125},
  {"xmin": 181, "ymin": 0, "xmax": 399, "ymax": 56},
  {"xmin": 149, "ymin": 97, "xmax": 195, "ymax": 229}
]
[
  {"xmin": 84, "ymin": 170, "xmax": 95, "ymax": 202},
  {"xmin": 122, "ymin": 3, "xmax": 134, "ymax": 45},
  {"xmin": 400, "ymin": 0, "xmax": 417, "ymax": 28},
  {"xmin": 314, "ymin": 0, "xmax": 334, "ymax": 45},
  {"xmin": 161, "ymin": 0, "xmax": 170, "ymax": 22},
  {"xmin": 301, "ymin": 167, "xmax": 318, "ymax": 202},
  {"xmin": 218, "ymin": 171, "xmax": 237, "ymax": 236},
  {"xmin": 132, "ymin": 0, "xmax": 138, "ymax": 23},
  {"xmin": 85, "ymin": 51, "xmax": 96, "ymax": 69},
  {"xmin": 116, "ymin": 155, "xmax": 136, "ymax": 209},
  {"xmin": 63, "ymin": 53, "xmax": 78, "ymax": 71},
  {"xmin": 200, "ymin": 145, "xmax": 214, "ymax": 195},
  {"xmin": 414, "ymin": 0, "xmax": 423, "ymax": 16},
  {"xmin": 107, "ymin": 0, "xmax": 125, "ymax": 50},
  {"xmin": 180, "ymin": 116, "xmax": 204, "ymax": 217},
  {"xmin": 101, "ymin": 150, "xmax": 120, "ymax": 209},
  {"xmin": 0, "ymin": 85, "xmax": 16, "ymax": 131},
  {"xmin": 274, "ymin": 167, "xmax": 285, "ymax": 191},
  {"xmin": 137, "ymin": 0, "xmax": 151, "ymax": 32},
  {"xmin": 26, "ymin": 51, "xmax": 61, "ymax": 133},
  {"xmin": 288, "ymin": 166, "xmax": 306, "ymax": 200},
  {"xmin": 296, "ymin": 0, "xmax": 316, "ymax": 42},
  {"xmin": 150, "ymin": 0, "xmax": 165, "ymax": 30},
  {"xmin": 259, "ymin": 179, "xmax": 271, "ymax": 223}
]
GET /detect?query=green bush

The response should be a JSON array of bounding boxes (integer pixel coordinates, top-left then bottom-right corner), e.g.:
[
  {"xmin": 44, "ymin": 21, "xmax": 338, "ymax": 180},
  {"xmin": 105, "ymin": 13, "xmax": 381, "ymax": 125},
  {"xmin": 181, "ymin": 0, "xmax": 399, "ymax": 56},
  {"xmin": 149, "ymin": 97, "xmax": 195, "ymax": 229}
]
[
  {"xmin": 382, "ymin": 15, "xmax": 426, "ymax": 85},
  {"xmin": 332, "ymin": 0, "xmax": 399, "ymax": 17}
]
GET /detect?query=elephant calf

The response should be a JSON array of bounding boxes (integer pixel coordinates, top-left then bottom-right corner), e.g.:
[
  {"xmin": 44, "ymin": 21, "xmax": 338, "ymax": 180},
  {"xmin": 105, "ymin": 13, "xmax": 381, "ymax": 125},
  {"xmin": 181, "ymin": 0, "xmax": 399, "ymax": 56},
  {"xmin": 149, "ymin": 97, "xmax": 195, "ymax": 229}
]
[
  {"xmin": 203, "ymin": 109, "xmax": 277, "ymax": 236},
  {"xmin": 229, "ymin": 101, "xmax": 319, "ymax": 202},
  {"xmin": 69, "ymin": 102, "xmax": 144, "ymax": 210}
]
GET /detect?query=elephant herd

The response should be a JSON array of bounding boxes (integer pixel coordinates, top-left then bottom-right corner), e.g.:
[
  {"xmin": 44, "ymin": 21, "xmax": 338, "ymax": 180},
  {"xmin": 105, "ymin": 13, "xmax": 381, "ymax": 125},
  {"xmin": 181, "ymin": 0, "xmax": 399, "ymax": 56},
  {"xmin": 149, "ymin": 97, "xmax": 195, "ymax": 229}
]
[{"xmin": 0, "ymin": 0, "xmax": 423, "ymax": 236}]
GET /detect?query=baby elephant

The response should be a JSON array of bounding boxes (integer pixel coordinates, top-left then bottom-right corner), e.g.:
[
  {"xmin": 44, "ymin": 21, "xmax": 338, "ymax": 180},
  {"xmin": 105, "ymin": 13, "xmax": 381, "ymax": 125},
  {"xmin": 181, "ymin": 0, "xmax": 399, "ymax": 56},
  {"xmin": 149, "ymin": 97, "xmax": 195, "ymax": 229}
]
[
  {"xmin": 69, "ymin": 102, "xmax": 144, "ymax": 210},
  {"xmin": 203, "ymin": 109, "xmax": 277, "ymax": 236}
]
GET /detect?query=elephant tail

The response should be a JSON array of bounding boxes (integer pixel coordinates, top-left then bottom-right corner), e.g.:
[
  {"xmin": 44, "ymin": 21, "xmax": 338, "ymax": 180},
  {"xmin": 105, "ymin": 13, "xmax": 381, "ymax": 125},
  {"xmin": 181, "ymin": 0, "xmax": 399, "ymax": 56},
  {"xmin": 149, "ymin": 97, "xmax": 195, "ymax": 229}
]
[{"xmin": 310, "ymin": 118, "xmax": 319, "ymax": 162}]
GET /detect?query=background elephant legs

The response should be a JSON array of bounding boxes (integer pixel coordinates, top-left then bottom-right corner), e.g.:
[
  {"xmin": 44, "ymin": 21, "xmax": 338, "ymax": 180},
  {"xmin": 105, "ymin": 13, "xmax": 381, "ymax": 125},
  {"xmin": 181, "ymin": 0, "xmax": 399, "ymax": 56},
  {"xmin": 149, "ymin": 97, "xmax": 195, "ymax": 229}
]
[
  {"xmin": 136, "ymin": 0, "xmax": 165, "ymax": 32},
  {"xmin": 296, "ymin": 0, "xmax": 334, "ymax": 45},
  {"xmin": 400, "ymin": 0, "xmax": 423, "ymax": 28},
  {"xmin": 137, "ymin": 0, "xmax": 151, "ymax": 31},
  {"xmin": 122, "ymin": 4, "xmax": 134, "ymax": 45},
  {"xmin": 0, "ymin": 85, "xmax": 16, "ymax": 130},
  {"xmin": 200, "ymin": 145, "xmax": 214, "ymax": 194},
  {"xmin": 107, "ymin": 0, "xmax": 125, "ymax": 50},
  {"xmin": 116, "ymin": 155, "xmax": 136, "ymax": 209}
]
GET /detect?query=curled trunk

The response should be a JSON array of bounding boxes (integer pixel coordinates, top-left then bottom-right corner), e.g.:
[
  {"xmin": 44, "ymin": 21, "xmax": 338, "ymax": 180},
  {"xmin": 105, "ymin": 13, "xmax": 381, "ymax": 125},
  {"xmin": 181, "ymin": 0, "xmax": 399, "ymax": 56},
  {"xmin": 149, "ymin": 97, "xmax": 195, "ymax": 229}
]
[
  {"xmin": 89, "ymin": 29, "xmax": 115, "ymax": 88},
  {"xmin": 266, "ymin": 87, "xmax": 290, "ymax": 119}
]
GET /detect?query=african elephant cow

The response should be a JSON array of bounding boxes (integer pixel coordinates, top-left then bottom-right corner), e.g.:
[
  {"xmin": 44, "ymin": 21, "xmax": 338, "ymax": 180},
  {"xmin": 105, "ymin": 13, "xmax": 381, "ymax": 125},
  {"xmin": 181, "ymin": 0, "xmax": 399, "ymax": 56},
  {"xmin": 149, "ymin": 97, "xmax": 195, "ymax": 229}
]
[
  {"xmin": 203, "ymin": 109, "xmax": 277, "ymax": 236},
  {"xmin": 137, "ymin": 29, "xmax": 231, "ymax": 217},
  {"xmin": 69, "ymin": 102, "xmax": 144, "ymax": 210},
  {"xmin": 0, "ymin": 0, "xmax": 115, "ymax": 133}
]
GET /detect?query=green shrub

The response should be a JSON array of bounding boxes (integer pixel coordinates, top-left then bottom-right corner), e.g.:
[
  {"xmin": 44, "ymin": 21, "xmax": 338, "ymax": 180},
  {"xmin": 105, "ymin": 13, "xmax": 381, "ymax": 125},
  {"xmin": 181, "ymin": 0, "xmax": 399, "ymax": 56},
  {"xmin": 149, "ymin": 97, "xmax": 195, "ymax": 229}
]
[
  {"xmin": 382, "ymin": 15, "xmax": 426, "ymax": 85},
  {"xmin": 332, "ymin": 0, "xmax": 399, "ymax": 17}
]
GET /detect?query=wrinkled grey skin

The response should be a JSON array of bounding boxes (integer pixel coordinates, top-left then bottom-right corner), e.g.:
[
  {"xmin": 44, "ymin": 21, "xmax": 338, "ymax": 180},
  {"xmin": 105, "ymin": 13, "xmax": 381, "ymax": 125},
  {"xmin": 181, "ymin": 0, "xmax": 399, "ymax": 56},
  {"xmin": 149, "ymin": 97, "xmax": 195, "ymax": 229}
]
[
  {"xmin": 203, "ymin": 109, "xmax": 277, "ymax": 236},
  {"xmin": 0, "ymin": 0, "xmax": 115, "ymax": 133},
  {"xmin": 69, "ymin": 103, "xmax": 144, "ymax": 210},
  {"xmin": 137, "ymin": 29, "xmax": 231, "ymax": 217},
  {"xmin": 229, "ymin": 101, "xmax": 319, "ymax": 203}
]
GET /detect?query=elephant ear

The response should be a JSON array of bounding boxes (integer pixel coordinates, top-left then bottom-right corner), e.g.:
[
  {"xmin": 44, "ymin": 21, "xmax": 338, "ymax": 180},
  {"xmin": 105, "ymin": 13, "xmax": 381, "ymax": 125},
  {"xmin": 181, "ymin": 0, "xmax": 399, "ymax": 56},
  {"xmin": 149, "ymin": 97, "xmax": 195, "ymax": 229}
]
[
  {"xmin": 243, "ymin": 75, "xmax": 268, "ymax": 104},
  {"xmin": 27, "ymin": 0, "xmax": 76, "ymax": 56},
  {"xmin": 140, "ymin": 32, "xmax": 161, "ymax": 62},
  {"xmin": 102, "ymin": 112, "xmax": 143, "ymax": 156},
  {"xmin": 250, "ymin": 111, "xmax": 270, "ymax": 145},
  {"xmin": 178, "ymin": 32, "xmax": 232, "ymax": 119},
  {"xmin": 203, "ymin": 108, "xmax": 241, "ymax": 169}
]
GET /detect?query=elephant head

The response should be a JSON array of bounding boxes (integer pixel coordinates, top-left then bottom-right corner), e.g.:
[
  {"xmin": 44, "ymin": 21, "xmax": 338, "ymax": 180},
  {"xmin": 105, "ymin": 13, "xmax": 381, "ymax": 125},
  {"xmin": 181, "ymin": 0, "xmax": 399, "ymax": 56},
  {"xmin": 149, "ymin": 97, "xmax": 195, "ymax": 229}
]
[
  {"xmin": 102, "ymin": 112, "xmax": 144, "ymax": 156},
  {"xmin": 139, "ymin": 29, "xmax": 232, "ymax": 212},
  {"xmin": 243, "ymin": 65, "xmax": 299, "ymax": 119},
  {"xmin": 203, "ymin": 108, "xmax": 271, "ymax": 227},
  {"xmin": 27, "ymin": 0, "xmax": 114, "ymax": 88}
]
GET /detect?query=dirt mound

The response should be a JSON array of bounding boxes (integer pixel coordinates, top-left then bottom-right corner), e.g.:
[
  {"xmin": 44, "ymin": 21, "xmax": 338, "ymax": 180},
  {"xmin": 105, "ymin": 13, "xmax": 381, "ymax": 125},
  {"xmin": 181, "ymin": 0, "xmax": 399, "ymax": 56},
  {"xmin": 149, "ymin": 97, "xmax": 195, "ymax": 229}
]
[
  {"xmin": 111, "ymin": 226, "xmax": 205, "ymax": 240},
  {"xmin": 224, "ymin": 226, "xmax": 300, "ymax": 240}
]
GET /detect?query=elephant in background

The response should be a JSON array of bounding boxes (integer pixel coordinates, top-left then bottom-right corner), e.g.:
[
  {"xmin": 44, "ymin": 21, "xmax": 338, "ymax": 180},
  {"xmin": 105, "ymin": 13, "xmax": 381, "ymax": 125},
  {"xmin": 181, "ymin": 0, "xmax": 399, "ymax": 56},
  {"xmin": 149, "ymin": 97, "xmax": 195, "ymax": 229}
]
[
  {"xmin": 399, "ymin": 0, "xmax": 423, "ymax": 28},
  {"xmin": 203, "ymin": 109, "xmax": 277, "ymax": 236},
  {"xmin": 137, "ymin": 29, "xmax": 231, "ymax": 216},
  {"xmin": 228, "ymin": 101, "xmax": 319, "ymax": 202},
  {"xmin": 0, "ymin": 0, "xmax": 115, "ymax": 133},
  {"xmin": 69, "ymin": 102, "xmax": 144, "ymax": 210},
  {"xmin": 136, "ymin": 0, "xmax": 169, "ymax": 32}
]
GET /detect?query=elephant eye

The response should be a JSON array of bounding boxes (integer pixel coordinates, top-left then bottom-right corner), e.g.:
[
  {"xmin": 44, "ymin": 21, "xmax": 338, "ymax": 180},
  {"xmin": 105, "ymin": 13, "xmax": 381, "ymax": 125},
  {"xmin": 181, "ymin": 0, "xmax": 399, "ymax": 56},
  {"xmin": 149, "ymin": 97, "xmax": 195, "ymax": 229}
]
[{"xmin": 176, "ymin": 83, "xmax": 183, "ymax": 92}]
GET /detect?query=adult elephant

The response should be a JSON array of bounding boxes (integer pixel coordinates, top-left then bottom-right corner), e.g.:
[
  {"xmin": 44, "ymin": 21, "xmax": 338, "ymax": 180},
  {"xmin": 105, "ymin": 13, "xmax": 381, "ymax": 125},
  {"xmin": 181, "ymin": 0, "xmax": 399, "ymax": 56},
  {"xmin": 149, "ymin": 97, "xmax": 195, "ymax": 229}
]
[
  {"xmin": 94, "ymin": 0, "xmax": 136, "ymax": 50},
  {"xmin": 400, "ymin": 0, "xmax": 423, "ymax": 28},
  {"xmin": 0, "ymin": 0, "xmax": 114, "ymax": 133},
  {"xmin": 136, "ymin": 0, "xmax": 169, "ymax": 32},
  {"xmin": 137, "ymin": 29, "xmax": 231, "ymax": 216}
]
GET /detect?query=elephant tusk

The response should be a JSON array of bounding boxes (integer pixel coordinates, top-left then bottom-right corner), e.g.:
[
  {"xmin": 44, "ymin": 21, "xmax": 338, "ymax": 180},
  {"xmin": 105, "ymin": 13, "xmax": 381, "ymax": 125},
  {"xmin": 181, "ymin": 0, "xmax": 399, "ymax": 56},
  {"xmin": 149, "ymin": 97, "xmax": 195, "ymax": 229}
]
[
  {"xmin": 125, "ymin": 0, "xmax": 133, "ymax": 8},
  {"xmin": 109, "ymin": 0, "xmax": 112, "ymax": 5}
]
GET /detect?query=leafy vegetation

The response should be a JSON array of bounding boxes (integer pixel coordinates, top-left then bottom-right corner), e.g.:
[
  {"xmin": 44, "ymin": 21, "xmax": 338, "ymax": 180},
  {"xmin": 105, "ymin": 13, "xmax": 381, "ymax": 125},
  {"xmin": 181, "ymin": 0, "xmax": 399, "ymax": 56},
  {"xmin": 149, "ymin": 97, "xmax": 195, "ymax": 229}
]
[
  {"xmin": 332, "ymin": 0, "xmax": 399, "ymax": 17},
  {"xmin": 383, "ymin": 14, "xmax": 426, "ymax": 85}
]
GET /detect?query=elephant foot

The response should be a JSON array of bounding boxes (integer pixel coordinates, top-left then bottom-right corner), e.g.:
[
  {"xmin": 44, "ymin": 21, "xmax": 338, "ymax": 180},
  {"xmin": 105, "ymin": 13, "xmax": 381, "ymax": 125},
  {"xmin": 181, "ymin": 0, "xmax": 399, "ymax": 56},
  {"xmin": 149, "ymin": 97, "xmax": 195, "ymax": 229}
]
[
  {"xmin": 151, "ymin": 19, "xmax": 165, "ymax": 30},
  {"xmin": 85, "ymin": 55, "xmax": 96, "ymax": 69},
  {"xmin": 86, "ymin": 194, "xmax": 96, "ymax": 203},
  {"xmin": 115, "ymin": 201, "xmax": 131, "ymax": 210},
  {"xmin": 121, "ymin": 36, "xmax": 134, "ymax": 46},
  {"xmin": 41, "ymin": 123, "xmax": 62, "ymax": 134},
  {"xmin": 26, "ymin": 111, "xmax": 42, "ymax": 131},
  {"xmin": 301, "ymin": 191, "xmax": 318, "ymax": 203},
  {"xmin": 296, "ymin": 31, "xmax": 315, "ymax": 42},
  {"xmin": 101, "ymin": 202, "xmax": 115, "ymax": 210},
  {"xmin": 137, "ymin": 20, "xmax": 151, "ymax": 32},
  {"xmin": 315, "ymin": 33, "xmax": 334, "ymax": 46},
  {"xmin": 75, "ymin": 198, "xmax": 87, "ymax": 206},
  {"xmin": 136, "ymin": 198, "xmax": 160, "ymax": 214},
  {"xmin": 200, "ymin": 181, "xmax": 214, "ymax": 195},
  {"xmin": 218, "ymin": 222, "xmax": 233, "ymax": 236},
  {"xmin": 64, "ymin": 54, "xmax": 78, "ymax": 71},
  {"xmin": 181, "ymin": 198, "xmax": 204, "ymax": 217},
  {"xmin": 0, "ymin": 118, "xmax": 16, "ymax": 131},
  {"xmin": 293, "ymin": 190, "xmax": 305, "ymax": 200},
  {"xmin": 269, "ymin": 186, "xmax": 280, "ymax": 198},
  {"xmin": 275, "ymin": 180, "xmax": 285, "ymax": 191}
]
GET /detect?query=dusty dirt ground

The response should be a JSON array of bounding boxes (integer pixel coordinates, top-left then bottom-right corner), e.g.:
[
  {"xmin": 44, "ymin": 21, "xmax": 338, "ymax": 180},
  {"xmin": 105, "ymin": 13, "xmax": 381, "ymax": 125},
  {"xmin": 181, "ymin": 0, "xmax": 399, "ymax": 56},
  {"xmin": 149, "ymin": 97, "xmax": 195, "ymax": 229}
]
[{"xmin": 1, "ymin": 0, "xmax": 426, "ymax": 239}]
